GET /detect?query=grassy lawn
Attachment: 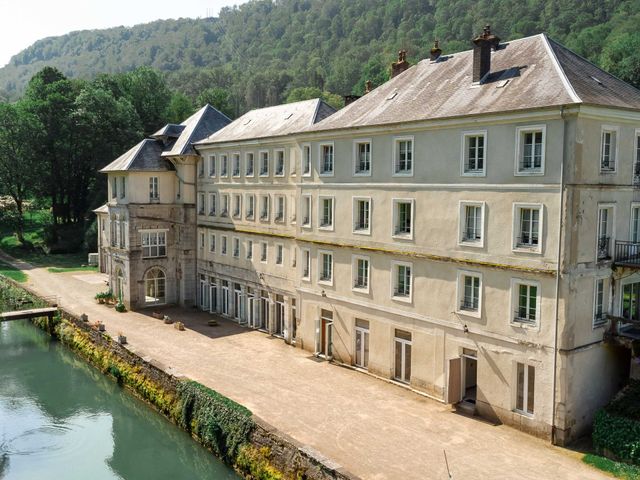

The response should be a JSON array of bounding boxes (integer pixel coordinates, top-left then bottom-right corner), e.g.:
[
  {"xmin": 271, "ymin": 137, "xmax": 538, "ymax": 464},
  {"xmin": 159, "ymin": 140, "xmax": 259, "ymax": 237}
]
[
  {"xmin": 0, "ymin": 209, "xmax": 96, "ymax": 272},
  {"xmin": 584, "ymin": 454, "xmax": 640, "ymax": 480},
  {"xmin": 0, "ymin": 261, "xmax": 28, "ymax": 283}
]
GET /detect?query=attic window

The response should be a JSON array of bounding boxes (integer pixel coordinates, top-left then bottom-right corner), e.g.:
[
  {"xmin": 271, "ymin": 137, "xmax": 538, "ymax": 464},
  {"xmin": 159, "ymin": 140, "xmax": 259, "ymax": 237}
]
[
  {"xmin": 386, "ymin": 89, "xmax": 398, "ymax": 100},
  {"xmin": 591, "ymin": 76, "xmax": 603, "ymax": 86},
  {"xmin": 243, "ymin": 118, "xmax": 252, "ymax": 125},
  {"xmin": 284, "ymin": 113, "xmax": 293, "ymax": 119}
]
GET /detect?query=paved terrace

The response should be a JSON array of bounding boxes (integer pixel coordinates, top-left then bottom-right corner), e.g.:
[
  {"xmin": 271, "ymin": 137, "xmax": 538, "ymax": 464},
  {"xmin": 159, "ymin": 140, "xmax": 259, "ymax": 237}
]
[{"xmin": 1, "ymin": 255, "xmax": 607, "ymax": 480}]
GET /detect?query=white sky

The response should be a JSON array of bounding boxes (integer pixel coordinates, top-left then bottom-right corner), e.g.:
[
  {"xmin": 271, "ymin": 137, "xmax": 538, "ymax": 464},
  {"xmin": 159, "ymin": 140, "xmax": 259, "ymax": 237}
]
[{"xmin": 0, "ymin": 0, "xmax": 246, "ymax": 67}]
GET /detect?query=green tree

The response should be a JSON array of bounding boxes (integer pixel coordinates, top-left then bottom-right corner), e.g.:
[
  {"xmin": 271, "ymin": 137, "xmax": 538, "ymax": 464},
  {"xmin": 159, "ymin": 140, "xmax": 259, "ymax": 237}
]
[
  {"xmin": 285, "ymin": 86, "xmax": 343, "ymax": 110},
  {"xmin": 600, "ymin": 32, "xmax": 640, "ymax": 88},
  {"xmin": 196, "ymin": 87, "xmax": 234, "ymax": 118},
  {"xmin": 0, "ymin": 102, "xmax": 43, "ymax": 243},
  {"xmin": 118, "ymin": 67, "xmax": 171, "ymax": 135},
  {"xmin": 166, "ymin": 92, "xmax": 195, "ymax": 124}
]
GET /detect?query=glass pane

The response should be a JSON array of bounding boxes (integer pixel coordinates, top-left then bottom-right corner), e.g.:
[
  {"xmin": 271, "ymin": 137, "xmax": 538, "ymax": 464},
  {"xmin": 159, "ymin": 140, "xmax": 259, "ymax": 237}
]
[
  {"xmin": 527, "ymin": 365, "xmax": 535, "ymax": 414},
  {"xmin": 405, "ymin": 343, "xmax": 411, "ymax": 381},
  {"xmin": 516, "ymin": 363, "xmax": 524, "ymax": 411},
  {"xmin": 394, "ymin": 340, "xmax": 402, "ymax": 379},
  {"xmin": 363, "ymin": 331, "xmax": 369, "ymax": 367},
  {"xmin": 355, "ymin": 330, "xmax": 362, "ymax": 366}
]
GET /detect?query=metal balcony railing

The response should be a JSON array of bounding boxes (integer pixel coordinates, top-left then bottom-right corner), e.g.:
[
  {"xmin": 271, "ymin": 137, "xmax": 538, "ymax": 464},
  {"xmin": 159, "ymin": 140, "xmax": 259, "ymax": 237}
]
[{"xmin": 614, "ymin": 240, "xmax": 640, "ymax": 266}]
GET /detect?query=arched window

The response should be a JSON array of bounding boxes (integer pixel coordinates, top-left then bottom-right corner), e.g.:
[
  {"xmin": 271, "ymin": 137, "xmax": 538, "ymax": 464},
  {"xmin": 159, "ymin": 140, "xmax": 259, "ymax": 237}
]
[{"xmin": 144, "ymin": 268, "xmax": 166, "ymax": 305}]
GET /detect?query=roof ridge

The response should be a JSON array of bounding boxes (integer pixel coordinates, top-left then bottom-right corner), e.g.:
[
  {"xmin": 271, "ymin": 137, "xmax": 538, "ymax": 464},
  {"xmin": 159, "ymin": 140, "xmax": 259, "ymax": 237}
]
[{"xmin": 540, "ymin": 33, "xmax": 581, "ymax": 103}]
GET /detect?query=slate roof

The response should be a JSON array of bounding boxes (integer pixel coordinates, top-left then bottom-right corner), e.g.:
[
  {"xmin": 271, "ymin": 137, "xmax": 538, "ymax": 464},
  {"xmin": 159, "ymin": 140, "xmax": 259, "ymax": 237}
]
[
  {"xmin": 196, "ymin": 99, "xmax": 336, "ymax": 145},
  {"xmin": 307, "ymin": 34, "xmax": 640, "ymax": 133},
  {"xmin": 100, "ymin": 104, "xmax": 231, "ymax": 172}
]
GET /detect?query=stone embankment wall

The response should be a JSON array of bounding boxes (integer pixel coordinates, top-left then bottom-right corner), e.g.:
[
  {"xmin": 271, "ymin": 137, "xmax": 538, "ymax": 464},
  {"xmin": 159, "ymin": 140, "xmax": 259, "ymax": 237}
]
[{"xmin": 0, "ymin": 277, "xmax": 358, "ymax": 480}]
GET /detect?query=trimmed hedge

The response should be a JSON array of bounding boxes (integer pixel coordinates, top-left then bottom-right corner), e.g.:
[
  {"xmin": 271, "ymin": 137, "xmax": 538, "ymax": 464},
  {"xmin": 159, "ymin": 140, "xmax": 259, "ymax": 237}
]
[
  {"xmin": 593, "ymin": 380, "xmax": 640, "ymax": 464},
  {"xmin": 177, "ymin": 380, "xmax": 255, "ymax": 462}
]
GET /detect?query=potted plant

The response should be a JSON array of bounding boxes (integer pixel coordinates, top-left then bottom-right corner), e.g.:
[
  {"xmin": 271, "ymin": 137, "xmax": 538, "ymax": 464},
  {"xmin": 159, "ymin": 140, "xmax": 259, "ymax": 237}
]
[
  {"xmin": 174, "ymin": 321, "xmax": 185, "ymax": 331},
  {"xmin": 117, "ymin": 332, "xmax": 127, "ymax": 345},
  {"xmin": 163, "ymin": 315, "xmax": 173, "ymax": 324},
  {"xmin": 115, "ymin": 302, "xmax": 126, "ymax": 313},
  {"xmin": 152, "ymin": 311, "xmax": 164, "ymax": 319},
  {"xmin": 94, "ymin": 292, "xmax": 105, "ymax": 304},
  {"xmin": 96, "ymin": 321, "xmax": 106, "ymax": 332}
]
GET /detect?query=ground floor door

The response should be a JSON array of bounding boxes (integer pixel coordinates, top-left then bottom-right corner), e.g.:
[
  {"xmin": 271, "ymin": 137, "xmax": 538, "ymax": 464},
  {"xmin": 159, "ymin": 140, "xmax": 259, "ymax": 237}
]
[
  {"xmin": 233, "ymin": 284, "xmax": 243, "ymax": 322},
  {"xmin": 317, "ymin": 309, "xmax": 333, "ymax": 358},
  {"xmin": 259, "ymin": 292, "xmax": 269, "ymax": 331},
  {"xmin": 247, "ymin": 288, "xmax": 257, "ymax": 328},
  {"xmin": 461, "ymin": 349, "xmax": 477, "ymax": 405},
  {"xmin": 394, "ymin": 330, "xmax": 412, "ymax": 383},
  {"xmin": 354, "ymin": 319, "xmax": 370, "ymax": 369},
  {"xmin": 622, "ymin": 281, "xmax": 640, "ymax": 329},
  {"xmin": 209, "ymin": 282, "xmax": 217, "ymax": 314},
  {"xmin": 221, "ymin": 281, "xmax": 229, "ymax": 316},
  {"xmin": 274, "ymin": 295, "xmax": 285, "ymax": 337},
  {"xmin": 199, "ymin": 276, "xmax": 209, "ymax": 310}
]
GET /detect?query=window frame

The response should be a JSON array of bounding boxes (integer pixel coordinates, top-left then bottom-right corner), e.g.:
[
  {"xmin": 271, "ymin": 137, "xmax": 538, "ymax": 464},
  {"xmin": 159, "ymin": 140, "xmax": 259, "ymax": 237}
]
[
  {"xmin": 220, "ymin": 235, "xmax": 228, "ymax": 256},
  {"xmin": 391, "ymin": 260, "xmax": 413, "ymax": 303},
  {"xmin": 140, "ymin": 229, "xmax": 168, "ymax": 259},
  {"xmin": 232, "ymin": 236, "xmax": 240, "ymax": 258},
  {"xmin": 514, "ymin": 361, "xmax": 535, "ymax": 417},
  {"xmin": 232, "ymin": 152, "xmax": 241, "ymax": 178},
  {"xmin": 318, "ymin": 142, "xmax": 335, "ymax": 177},
  {"xmin": 232, "ymin": 193, "xmax": 242, "ymax": 219},
  {"xmin": 208, "ymin": 154, "xmax": 216, "ymax": 177},
  {"xmin": 209, "ymin": 232, "xmax": 216, "ymax": 253},
  {"xmin": 301, "ymin": 143, "xmax": 312, "ymax": 177},
  {"xmin": 512, "ymin": 203, "xmax": 543, "ymax": 254},
  {"xmin": 260, "ymin": 241, "xmax": 268, "ymax": 263},
  {"xmin": 352, "ymin": 254, "xmax": 371, "ymax": 293},
  {"xmin": 353, "ymin": 138, "xmax": 372, "ymax": 177},
  {"xmin": 596, "ymin": 203, "xmax": 616, "ymax": 262},
  {"xmin": 220, "ymin": 153, "xmax": 229, "ymax": 178},
  {"xmin": 275, "ymin": 243, "xmax": 284, "ymax": 266},
  {"xmin": 352, "ymin": 196, "xmax": 372, "ymax": 235},
  {"xmin": 245, "ymin": 193, "xmax": 255, "ymax": 220},
  {"xmin": 461, "ymin": 130, "xmax": 487, "ymax": 177},
  {"xmin": 634, "ymin": 128, "xmax": 640, "ymax": 182},
  {"xmin": 259, "ymin": 194, "xmax": 270, "ymax": 222},
  {"xmin": 458, "ymin": 201, "xmax": 485, "ymax": 248},
  {"xmin": 514, "ymin": 125, "xmax": 546, "ymax": 176},
  {"xmin": 274, "ymin": 194, "xmax": 286, "ymax": 223},
  {"xmin": 301, "ymin": 194, "xmax": 312, "ymax": 229},
  {"xmin": 198, "ymin": 193, "xmax": 206, "ymax": 215},
  {"xmin": 510, "ymin": 278, "xmax": 541, "ymax": 329},
  {"xmin": 318, "ymin": 249, "xmax": 334, "ymax": 286},
  {"xmin": 259, "ymin": 150, "xmax": 270, "ymax": 177},
  {"xmin": 220, "ymin": 193, "xmax": 229, "ymax": 217},
  {"xmin": 392, "ymin": 198, "xmax": 415, "ymax": 240},
  {"xmin": 301, "ymin": 248, "xmax": 311, "ymax": 281},
  {"xmin": 392, "ymin": 136, "xmax": 414, "ymax": 177},
  {"xmin": 455, "ymin": 270, "xmax": 482, "ymax": 318},
  {"xmin": 119, "ymin": 176, "xmax": 126, "ymax": 199},
  {"xmin": 274, "ymin": 148, "xmax": 286, "ymax": 177},
  {"xmin": 246, "ymin": 239, "xmax": 253, "ymax": 259},
  {"xmin": 149, "ymin": 176, "xmax": 159, "ymax": 201},
  {"xmin": 245, "ymin": 152, "xmax": 255, "ymax": 177},
  {"xmin": 630, "ymin": 202, "xmax": 640, "ymax": 243},
  {"xmin": 318, "ymin": 195, "xmax": 335, "ymax": 231},
  {"xmin": 208, "ymin": 193, "xmax": 217, "ymax": 216},
  {"xmin": 593, "ymin": 276, "xmax": 609, "ymax": 328},
  {"xmin": 599, "ymin": 125, "xmax": 619, "ymax": 174}
]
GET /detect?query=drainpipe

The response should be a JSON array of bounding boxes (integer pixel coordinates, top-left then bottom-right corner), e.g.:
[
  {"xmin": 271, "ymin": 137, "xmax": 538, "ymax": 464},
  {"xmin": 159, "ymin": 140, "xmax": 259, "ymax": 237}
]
[{"xmin": 551, "ymin": 106, "xmax": 568, "ymax": 444}]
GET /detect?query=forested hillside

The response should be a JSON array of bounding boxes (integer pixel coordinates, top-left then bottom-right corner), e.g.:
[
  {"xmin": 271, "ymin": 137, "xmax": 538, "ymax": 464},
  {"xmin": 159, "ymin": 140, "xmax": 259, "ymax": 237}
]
[{"xmin": 1, "ymin": 0, "xmax": 639, "ymax": 116}]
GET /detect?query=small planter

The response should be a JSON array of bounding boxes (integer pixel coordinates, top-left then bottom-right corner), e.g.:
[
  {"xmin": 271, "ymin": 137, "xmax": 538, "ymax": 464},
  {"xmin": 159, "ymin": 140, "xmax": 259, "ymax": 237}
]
[
  {"xmin": 117, "ymin": 334, "xmax": 127, "ymax": 345},
  {"xmin": 163, "ymin": 315, "xmax": 173, "ymax": 324},
  {"xmin": 115, "ymin": 303, "xmax": 126, "ymax": 313},
  {"xmin": 207, "ymin": 319, "xmax": 218, "ymax": 327},
  {"xmin": 174, "ymin": 321, "xmax": 185, "ymax": 331},
  {"xmin": 96, "ymin": 322, "xmax": 106, "ymax": 332},
  {"xmin": 152, "ymin": 312, "xmax": 164, "ymax": 319}
]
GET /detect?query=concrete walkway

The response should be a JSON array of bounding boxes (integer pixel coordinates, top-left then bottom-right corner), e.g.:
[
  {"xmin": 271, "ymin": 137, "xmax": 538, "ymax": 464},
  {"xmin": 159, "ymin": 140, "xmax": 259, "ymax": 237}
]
[{"xmin": 1, "ymin": 254, "xmax": 608, "ymax": 480}]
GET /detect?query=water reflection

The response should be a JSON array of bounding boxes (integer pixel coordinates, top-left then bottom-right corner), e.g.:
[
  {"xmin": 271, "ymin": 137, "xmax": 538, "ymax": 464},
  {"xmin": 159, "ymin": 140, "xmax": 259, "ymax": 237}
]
[{"xmin": 0, "ymin": 321, "xmax": 238, "ymax": 480}]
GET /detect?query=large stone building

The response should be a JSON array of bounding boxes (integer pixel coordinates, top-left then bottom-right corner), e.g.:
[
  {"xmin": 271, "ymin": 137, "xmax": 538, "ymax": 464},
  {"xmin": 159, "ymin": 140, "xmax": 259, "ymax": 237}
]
[{"xmin": 97, "ymin": 29, "xmax": 640, "ymax": 444}]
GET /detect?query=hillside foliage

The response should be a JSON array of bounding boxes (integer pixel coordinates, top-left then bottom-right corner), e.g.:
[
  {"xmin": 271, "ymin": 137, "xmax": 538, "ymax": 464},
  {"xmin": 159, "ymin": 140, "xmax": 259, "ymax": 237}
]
[{"xmin": 0, "ymin": 0, "xmax": 639, "ymax": 114}]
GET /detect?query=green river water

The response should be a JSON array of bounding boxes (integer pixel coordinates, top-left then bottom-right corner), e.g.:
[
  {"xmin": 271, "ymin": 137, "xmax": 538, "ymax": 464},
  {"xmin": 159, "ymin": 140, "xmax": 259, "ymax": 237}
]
[{"xmin": 0, "ymin": 319, "xmax": 239, "ymax": 480}]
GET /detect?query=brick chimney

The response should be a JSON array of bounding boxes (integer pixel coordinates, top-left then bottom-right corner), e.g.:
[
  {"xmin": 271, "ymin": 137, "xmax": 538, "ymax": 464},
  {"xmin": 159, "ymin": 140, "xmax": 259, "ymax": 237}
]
[
  {"xmin": 391, "ymin": 50, "xmax": 410, "ymax": 78},
  {"xmin": 430, "ymin": 40, "xmax": 442, "ymax": 61},
  {"xmin": 472, "ymin": 25, "xmax": 500, "ymax": 83}
]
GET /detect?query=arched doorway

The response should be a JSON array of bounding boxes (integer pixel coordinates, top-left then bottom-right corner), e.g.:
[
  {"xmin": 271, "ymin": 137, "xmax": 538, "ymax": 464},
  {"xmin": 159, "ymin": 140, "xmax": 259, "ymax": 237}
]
[
  {"xmin": 115, "ymin": 267, "xmax": 124, "ymax": 303},
  {"xmin": 144, "ymin": 268, "xmax": 166, "ymax": 305}
]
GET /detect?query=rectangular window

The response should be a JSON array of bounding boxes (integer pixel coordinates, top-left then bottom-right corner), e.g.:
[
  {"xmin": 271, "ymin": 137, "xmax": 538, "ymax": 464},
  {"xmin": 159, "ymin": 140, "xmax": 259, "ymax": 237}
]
[
  {"xmin": 200, "ymin": 232, "xmax": 205, "ymax": 249},
  {"xmin": 393, "ymin": 200, "xmax": 413, "ymax": 238},
  {"xmin": 233, "ymin": 194, "xmax": 241, "ymax": 219},
  {"xmin": 462, "ymin": 132, "xmax": 486, "ymax": 175},
  {"xmin": 302, "ymin": 144, "xmax": 311, "ymax": 176},
  {"xmin": 353, "ymin": 255, "xmax": 370, "ymax": 291},
  {"xmin": 149, "ymin": 177, "xmax": 159, "ymax": 201},
  {"xmin": 301, "ymin": 249, "xmax": 311, "ymax": 280},
  {"xmin": 301, "ymin": 195, "xmax": 312, "ymax": 227},
  {"xmin": 260, "ymin": 151, "xmax": 269, "ymax": 176},
  {"xmin": 458, "ymin": 272, "xmax": 481, "ymax": 314},
  {"xmin": 221, "ymin": 236, "xmax": 228, "ymax": 255},
  {"xmin": 515, "ymin": 363, "xmax": 535, "ymax": 415},
  {"xmin": 319, "ymin": 251, "xmax": 333, "ymax": 283},
  {"xmin": 319, "ymin": 143, "xmax": 334, "ymax": 175},
  {"xmin": 209, "ymin": 193, "xmax": 217, "ymax": 216},
  {"xmin": 354, "ymin": 140, "xmax": 371, "ymax": 175},
  {"xmin": 246, "ymin": 240, "xmax": 253, "ymax": 259},
  {"xmin": 597, "ymin": 205, "xmax": 614, "ymax": 261},
  {"xmin": 516, "ymin": 126, "xmax": 545, "ymax": 174},
  {"xmin": 594, "ymin": 278, "xmax": 608, "ymax": 327},
  {"xmin": 600, "ymin": 127, "xmax": 618, "ymax": 173},
  {"xmin": 394, "ymin": 137, "xmax": 413, "ymax": 175},
  {"xmin": 246, "ymin": 194, "xmax": 255, "ymax": 220},
  {"xmin": 275, "ymin": 195, "xmax": 285, "ymax": 222},
  {"xmin": 111, "ymin": 177, "xmax": 117, "ymax": 199},
  {"xmin": 198, "ymin": 193, "xmax": 205, "ymax": 215},
  {"xmin": 233, "ymin": 237, "xmax": 240, "ymax": 258},
  {"xmin": 461, "ymin": 203, "xmax": 483, "ymax": 244},
  {"xmin": 141, "ymin": 231, "xmax": 167, "ymax": 258},
  {"xmin": 209, "ymin": 233, "xmax": 216, "ymax": 253},
  {"xmin": 515, "ymin": 205, "xmax": 541, "ymax": 250},
  {"xmin": 120, "ymin": 177, "xmax": 126, "ymax": 199},
  {"xmin": 245, "ymin": 152, "xmax": 254, "ymax": 177},
  {"xmin": 220, "ymin": 154, "xmax": 228, "ymax": 177},
  {"xmin": 513, "ymin": 281, "xmax": 539, "ymax": 326},
  {"xmin": 319, "ymin": 197, "xmax": 334, "ymax": 229},
  {"xmin": 260, "ymin": 195, "xmax": 270, "ymax": 221},
  {"xmin": 634, "ymin": 131, "xmax": 640, "ymax": 184},
  {"xmin": 632, "ymin": 205, "xmax": 640, "ymax": 243},
  {"xmin": 275, "ymin": 150, "xmax": 285, "ymax": 176},
  {"xmin": 393, "ymin": 262, "xmax": 412, "ymax": 300},
  {"xmin": 353, "ymin": 198, "xmax": 371, "ymax": 233},
  {"xmin": 208, "ymin": 155, "xmax": 216, "ymax": 177},
  {"xmin": 232, "ymin": 153, "xmax": 241, "ymax": 177},
  {"xmin": 198, "ymin": 158, "xmax": 204, "ymax": 177},
  {"xmin": 276, "ymin": 244, "xmax": 284, "ymax": 265},
  {"xmin": 260, "ymin": 242, "xmax": 268, "ymax": 262},
  {"xmin": 220, "ymin": 194, "xmax": 229, "ymax": 217}
]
